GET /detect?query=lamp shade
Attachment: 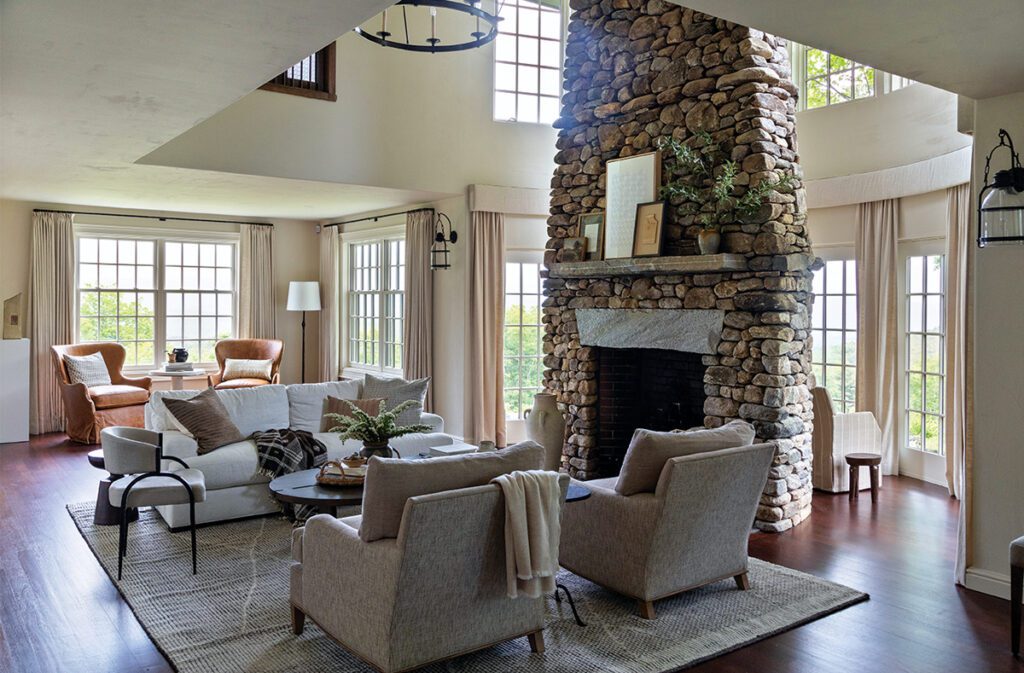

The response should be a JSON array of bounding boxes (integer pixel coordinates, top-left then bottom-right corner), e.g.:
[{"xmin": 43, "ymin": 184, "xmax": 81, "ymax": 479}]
[{"xmin": 286, "ymin": 281, "xmax": 322, "ymax": 311}]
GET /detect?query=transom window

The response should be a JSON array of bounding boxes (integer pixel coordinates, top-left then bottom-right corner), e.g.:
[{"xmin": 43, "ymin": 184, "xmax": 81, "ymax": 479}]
[
  {"xmin": 493, "ymin": 0, "xmax": 562, "ymax": 125},
  {"xmin": 503, "ymin": 258, "xmax": 544, "ymax": 419},
  {"xmin": 76, "ymin": 235, "xmax": 237, "ymax": 368},
  {"xmin": 810, "ymin": 259, "xmax": 857, "ymax": 412},
  {"xmin": 790, "ymin": 43, "xmax": 915, "ymax": 111},
  {"xmin": 904, "ymin": 254, "xmax": 945, "ymax": 454},
  {"xmin": 347, "ymin": 239, "xmax": 405, "ymax": 372}
]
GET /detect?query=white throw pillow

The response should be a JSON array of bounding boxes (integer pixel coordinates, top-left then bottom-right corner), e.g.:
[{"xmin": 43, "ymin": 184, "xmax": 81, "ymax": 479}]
[
  {"xmin": 222, "ymin": 358, "xmax": 273, "ymax": 382},
  {"xmin": 286, "ymin": 379, "xmax": 362, "ymax": 433},
  {"xmin": 64, "ymin": 352, "xmax": 112, "ymax": 386}
]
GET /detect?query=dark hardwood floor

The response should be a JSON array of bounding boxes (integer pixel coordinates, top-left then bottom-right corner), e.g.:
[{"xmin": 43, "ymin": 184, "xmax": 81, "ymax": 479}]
[{"xmin": 0, "ymin": 434, "xmax": 1017, "ymax": 673}]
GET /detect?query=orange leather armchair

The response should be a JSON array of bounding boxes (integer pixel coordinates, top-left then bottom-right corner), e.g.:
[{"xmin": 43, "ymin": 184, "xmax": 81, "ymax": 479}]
[
  {"xmin": 207, "ymin": 339, "xmax": 285, "ymax": 389},
  {"xmin": 51, "ymin": 343, "xmax": 152, "ymax": 444}
]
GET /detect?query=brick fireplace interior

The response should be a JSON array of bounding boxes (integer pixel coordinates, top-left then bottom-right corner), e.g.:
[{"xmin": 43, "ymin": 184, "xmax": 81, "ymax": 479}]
[{"xmin": 597, "ymin": 347, "xmax": 705, "ymax": 474}]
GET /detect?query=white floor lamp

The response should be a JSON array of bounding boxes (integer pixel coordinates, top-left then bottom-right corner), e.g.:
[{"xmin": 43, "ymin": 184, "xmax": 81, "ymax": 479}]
[{"xmin": 286, "ymin": 281, "xmax": 321, "ymax": 383}]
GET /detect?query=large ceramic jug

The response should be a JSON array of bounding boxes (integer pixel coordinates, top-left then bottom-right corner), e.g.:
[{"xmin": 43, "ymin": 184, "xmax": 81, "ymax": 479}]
[{"xmin": 525, "ymin": 393, "xmax": 565, "ymax": 471}]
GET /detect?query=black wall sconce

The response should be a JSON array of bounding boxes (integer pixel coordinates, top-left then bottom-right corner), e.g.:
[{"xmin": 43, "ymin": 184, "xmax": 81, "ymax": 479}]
[
  {"xmin": 430, "ymin": 212, "xmax": 457, "ymax": 270},
  {"xmin": 978, "ymin": 128, "xmax": 1024, "ymax": 247}
]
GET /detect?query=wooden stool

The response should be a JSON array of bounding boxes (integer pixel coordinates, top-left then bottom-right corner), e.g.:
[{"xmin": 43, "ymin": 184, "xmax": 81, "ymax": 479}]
[{"xmin": 845, "ymin": 453, "xmax": 881, "ymax": 503}]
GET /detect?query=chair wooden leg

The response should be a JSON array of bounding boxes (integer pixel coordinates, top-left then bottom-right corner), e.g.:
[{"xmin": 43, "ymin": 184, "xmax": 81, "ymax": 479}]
[
  {"xmin": 637, "ymin": 600, "xmax": 656, "ymax": 620},
  {"xmin": 527, "ymin": 630, "xmax": 545, "ymax": 654},
  {"xmin": 1012, "ymin": 565, "xmax": 1022, "ymax": 655},
  {"xmin": 734, "ymin": 572, "xmax": 750, "ymax": 590},
  {"xmin": 849, "ymin": 465, "xmax": 859, "ymax": 501},
  {"xmin": 869, "ymin": 465, "xmax": 880, "ymax": 504},
  {"xmin": 291, "ymin": 604, "xmax": 306, "ymax": 636}
]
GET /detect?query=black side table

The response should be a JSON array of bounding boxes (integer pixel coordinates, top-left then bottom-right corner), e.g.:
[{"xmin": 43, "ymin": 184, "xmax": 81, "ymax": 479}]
[
  {"xmin": 88, "ymin": 449, "xmax": 138, "ymax": 526},
  {"xmin": 555, "ymin": 483, "xmax": 592, "ymax": 626}
]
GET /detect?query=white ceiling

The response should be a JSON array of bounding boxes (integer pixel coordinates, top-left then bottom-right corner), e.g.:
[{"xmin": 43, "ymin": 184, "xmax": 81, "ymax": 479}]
[
  {"xmin": 674, "ymin": 0, "xmax": 1024, "ymax": 100},
  {"xmin": 0, "ymin": 0, "xmax": 442, "ymax": 219}
]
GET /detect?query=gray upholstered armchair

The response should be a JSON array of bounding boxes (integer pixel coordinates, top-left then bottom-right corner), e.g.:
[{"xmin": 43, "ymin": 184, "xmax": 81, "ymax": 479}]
[{"xmin": 559, "ymin": 443, "xmax": 775, "ymax": 619}]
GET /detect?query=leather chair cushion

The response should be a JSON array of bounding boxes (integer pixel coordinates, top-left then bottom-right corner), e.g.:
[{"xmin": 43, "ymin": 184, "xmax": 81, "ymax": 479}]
[
  {"xmin": 215, "ymin": 378, "xmax": 271, "ymax": 390},
  {"xmin": 88, "ymin": 384, "xmax": 150, "ymax": 409}
]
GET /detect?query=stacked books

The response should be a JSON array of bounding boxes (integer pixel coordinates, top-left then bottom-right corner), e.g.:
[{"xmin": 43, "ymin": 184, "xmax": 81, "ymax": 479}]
[{"xmin": 164, "ymin": 362, "xmax": 194, "ymax": 372}]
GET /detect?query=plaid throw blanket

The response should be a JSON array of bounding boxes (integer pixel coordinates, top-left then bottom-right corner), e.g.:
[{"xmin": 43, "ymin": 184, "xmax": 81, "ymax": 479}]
[{"xmin": 251, "ymin": 429, "xmax": 327, "ymax": 522}]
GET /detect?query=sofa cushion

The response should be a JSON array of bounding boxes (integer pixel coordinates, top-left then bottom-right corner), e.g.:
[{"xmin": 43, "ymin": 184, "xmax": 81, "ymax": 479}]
[
  {"xmin": 287, "ymin": 380, "xmax": 362, "ymax": 433},
  {"xmin": 222, "ymin": 358, "xmax": 273, "ymax": 382},
  {"xmin": 362, "ymin": 373, "xmax": 429, "ymax": 426},
  {"xmin": 216, "ymin": 378, "xmax": 271, "ymax": 390},
  {"xmin": 359, "ymin": 441, "xmax": 543, "ymax": 542},
  {"xmin": 615, "ymin": 420, "xmax": 756, "ymax": 496},
  {"xmin": 320, "ymin": 396, "xmax": 383, "ymax": 432},
  {"xmin": 89, "ymin": 384, "xmax": 149, "ymax": 409},
  {"xmin": 163, "ymin": 388, "xmax": 246, "ymax": 455},
  {"xmin": 64, "ymin": 352, "xmax": 112, "ymax": 386}
]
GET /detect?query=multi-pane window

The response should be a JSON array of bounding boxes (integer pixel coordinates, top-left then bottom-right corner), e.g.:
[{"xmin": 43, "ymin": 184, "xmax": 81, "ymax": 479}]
[
  {"xmin": 494, "ymin": 0, "xmax": 561, "ymax": 125},
  {"xmin": 164, "ymin": 242, "xmax": 236, "ymax": 364},
  {"xmin": 503, "ymin": 260, "xmax": 544, "ymax": 419},
  {"xmin": 76, "ymin": 236, "xmax": 237, "ymax": 368},
  {"xmin": 810, "ymin": 260, "xmax": 858, "ymax": 412},
  {"xmin": 905, "ymin": 255, "xmax": 945, "ymax": 454},
  {"xmin": 790, "ymin": 43, "xmax": 915, "ymax": 111},
  {"xmin": 348, "ymin": 239, "xmax": 405, "ymax": 372},
  {"xmin": 261, "ymin": 43, "xmax": 337, "ymax": 102}
]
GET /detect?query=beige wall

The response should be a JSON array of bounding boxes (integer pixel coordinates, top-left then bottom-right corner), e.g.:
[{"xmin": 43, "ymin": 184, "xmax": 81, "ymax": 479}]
[
  {"xmin": 965, "ymin": 91, "xmax": 1024, "ymax": 599},
  {"xmin": 0, "ymin": 199, "xmax": 320, "ymax": 389},
  {"xmin": 806, "ymin": 189, "xmax": 950, "ymax": 251}
]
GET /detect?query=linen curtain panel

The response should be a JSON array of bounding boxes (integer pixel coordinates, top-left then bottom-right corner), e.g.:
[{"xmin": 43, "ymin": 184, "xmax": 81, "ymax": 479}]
[
  {"xmin": 318, "ymin": 225, "xmax": 341, "ymax": 382},
  {"xmin": 466, "ymin": 211, "xmax": 506, "ymax": 446},
  {"xmin": 29, "ymin": 211, "xmax": 75, "ymax": 434},
  {"xmin": 403, "ymin": 209, "xmax": 434, "ymax": 411},
  {"xmin": 238, "ymin": 224, "xmax": 276, "ymax": 339},
  {"xmin": 855, "ymin": 199, "xmax": 900, "ymax": 475}
]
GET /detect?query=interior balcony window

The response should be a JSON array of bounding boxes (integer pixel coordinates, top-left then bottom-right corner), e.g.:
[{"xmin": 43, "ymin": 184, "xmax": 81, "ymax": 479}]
[
  {"xmin": 261, "ymin": 43, "xmax": 337, "ymax": 102},
  {"xmin": 493, "ymin": 0, "xmax": 562, "ymax": 125},
  {"xmin": 810, "ymin": 259, "xmax": 857, "ymax": 412},
  {"xmin": 789, "ymin": 43, "xmax": 916, "ymax": 111}
]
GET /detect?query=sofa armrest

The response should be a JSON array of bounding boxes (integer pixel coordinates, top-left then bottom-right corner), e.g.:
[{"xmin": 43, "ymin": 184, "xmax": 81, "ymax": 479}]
[
  {"xmin": 418, "ymin": 412, "xmax": 444, "ymax": 433},
  {"xmin": 208, "ymin": 372, "xmax": 223, "ymax": 387},
  {"xmin": 116, "ymin": 374, "xmax": 152, "ymax": 390},
  {"xmin": 292, "ymin": 527, "xmax": 304, "ymax": 563}
]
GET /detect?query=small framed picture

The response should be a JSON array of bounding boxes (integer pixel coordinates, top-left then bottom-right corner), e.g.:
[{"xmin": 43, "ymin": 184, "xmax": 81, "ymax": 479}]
[
  {"xmin": 580, "ymin": 212, "xmax": 605, "ymax": 261},
  {"xmin": 632, "ymin": 201, "xmax": 668, "ymax": 257},
  {"xmin": 561, "ymin": 237, "xmax": 587, "ymax": 262}
]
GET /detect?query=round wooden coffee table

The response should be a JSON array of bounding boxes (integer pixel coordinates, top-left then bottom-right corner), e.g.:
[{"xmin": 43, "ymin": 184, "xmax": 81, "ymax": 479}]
[{"xmin": 268, "ymin": 469, "xmax": 364, "ymax": 517}]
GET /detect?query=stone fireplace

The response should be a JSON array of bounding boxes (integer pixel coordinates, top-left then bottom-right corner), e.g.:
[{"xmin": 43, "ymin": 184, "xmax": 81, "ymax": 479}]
[{"xmin": 542, "ymin": 2, "xmax": 816, "ymax": 531}]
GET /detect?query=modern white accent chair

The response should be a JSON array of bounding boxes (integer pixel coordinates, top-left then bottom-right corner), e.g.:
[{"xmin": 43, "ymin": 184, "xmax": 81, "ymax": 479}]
[{"xmin": 810, "ymin": 386, "xmax": 883, "ymax": 493}]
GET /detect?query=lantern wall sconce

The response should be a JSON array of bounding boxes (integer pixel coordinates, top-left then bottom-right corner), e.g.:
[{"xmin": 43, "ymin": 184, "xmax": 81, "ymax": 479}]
[
  {"xmin": 978, "ymin": 128, "xmax": 1024, "ymax": 247},
  {"xmin": 430, "ymin": 212, "xmax": 457, "ymax": 270}
]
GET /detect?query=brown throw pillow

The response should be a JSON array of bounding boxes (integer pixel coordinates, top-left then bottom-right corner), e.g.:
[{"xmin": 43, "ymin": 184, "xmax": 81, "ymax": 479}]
[
  {"xmin": 163, "ymin": 387, "xmax": 245, "ymax": 454},
  {"xmin": 320, "ymin": 396, "xmax": 384, "ymax": 432},
  {"xmin": 615, "ymin": 420, "xmax": 756, "ymax": 496}
]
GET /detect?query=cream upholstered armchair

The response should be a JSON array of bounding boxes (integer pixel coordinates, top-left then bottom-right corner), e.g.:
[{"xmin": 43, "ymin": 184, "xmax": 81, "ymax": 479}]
[
  {"xmin": 810, "ymin": 386, "xmax": 883, "ymax": 493},
  {"xmin": 207, "ymin": 339, "xmax": 284, "ymax": 389},
  {"xmin": 559, "ymin": 443, "xmax": 774, "ymax": 619}
]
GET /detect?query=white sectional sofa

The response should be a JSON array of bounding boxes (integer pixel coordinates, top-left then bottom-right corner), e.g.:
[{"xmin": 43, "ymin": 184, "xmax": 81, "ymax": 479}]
[{"xmin": 145, "ymin": 380, "xmax": 456, "ymax": 528}]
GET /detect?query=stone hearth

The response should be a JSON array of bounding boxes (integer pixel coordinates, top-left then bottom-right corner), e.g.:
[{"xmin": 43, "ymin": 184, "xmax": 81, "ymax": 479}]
[{"xmin": 543, "ymin": 2, "xmax": 815, "ymax": 531}]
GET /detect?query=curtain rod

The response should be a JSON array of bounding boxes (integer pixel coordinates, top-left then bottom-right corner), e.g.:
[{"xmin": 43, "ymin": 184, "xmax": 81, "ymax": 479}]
[
  {"xmin": 324, "ymin": 207, "xmax": 433, "ymax": 228},
  {"xmin": 32, "ymin": 209, "xmax": 274, "ymax": 227}
]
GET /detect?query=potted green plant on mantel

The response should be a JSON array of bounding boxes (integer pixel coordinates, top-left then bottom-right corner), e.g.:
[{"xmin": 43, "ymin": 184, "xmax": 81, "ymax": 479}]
[
  {"xmin": 657, "ymin": 131, "xmax": 796, "ymax": 255},
  {"xmin": 326, "ymin": 400, "xmax": 432, "ymax": 459}
]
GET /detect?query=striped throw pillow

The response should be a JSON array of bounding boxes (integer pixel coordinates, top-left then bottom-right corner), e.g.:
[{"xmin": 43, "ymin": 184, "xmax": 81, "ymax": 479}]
[
  {"xmin": 64, "ymin": 352, "xmax": 112, "ymax": 386},
  {"xmin": 163, "ymin": 388, "xmax": 245, "ymax": 454}
]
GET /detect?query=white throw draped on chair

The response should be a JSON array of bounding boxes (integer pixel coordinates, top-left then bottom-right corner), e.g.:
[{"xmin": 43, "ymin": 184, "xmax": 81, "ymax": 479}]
[
  {"xmin": 238, "ymin": 224, "xmax": 276, "ymax": 339},
  {"xmin": 318, "ymin": 225, "xmax": 341, "ymax": 382},
  {"xmin": 403, "ymin": 209, "xmax": 434, "ymax": 410},
  {"xmin": 466, "ymin": 211, "xmax": 506, "ymax": 446},
  {"xmin": 491, "ymin": 470, "xmax": 562, "ymax": 599},
  {"xmin": 856, "ymin": 199, "xmax": 900, "ymax": 475},
  {"xmin": 29, "ymin": 211, "xmax": 75, "ymax": 434}
]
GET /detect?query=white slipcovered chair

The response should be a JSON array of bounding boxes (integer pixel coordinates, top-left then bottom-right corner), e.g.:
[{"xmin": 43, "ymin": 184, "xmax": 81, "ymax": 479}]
[
  {"xmin": 810, "ymin": 387, "xmax": 883, "ymax": 493},
  {"xmin": 102, "ymin": 426, "xmax": 206, "ymax": 580}
]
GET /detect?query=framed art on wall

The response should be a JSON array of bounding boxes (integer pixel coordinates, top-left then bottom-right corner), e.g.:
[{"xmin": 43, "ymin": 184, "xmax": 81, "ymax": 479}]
[
  {"xmin": 604, "ymin": 151, "xmax": 661, "ymax": 259},
  {"xmin": 580, "ymin": 212, "xmax": 605, "ymax": 260},
  {"xmin": 632, "ymin": 201, "xmax": 668, "ymax": 257}
]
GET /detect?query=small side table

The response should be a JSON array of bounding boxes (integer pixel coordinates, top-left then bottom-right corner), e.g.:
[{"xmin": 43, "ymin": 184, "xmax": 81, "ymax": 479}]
[
  {"xmin": 87, "ymin": 449, "xmax": 138, "ymax": 526},
  {"xmin": 555, "ymin": 483, "xmax": 592, "ymax": 627},
  {"xmin": 149, "ymin": 369, "xmax": 208, "ymax": 390},
  {"xmin": 846, "ymin": 453, "xmax": 882, "ymax": 503}
]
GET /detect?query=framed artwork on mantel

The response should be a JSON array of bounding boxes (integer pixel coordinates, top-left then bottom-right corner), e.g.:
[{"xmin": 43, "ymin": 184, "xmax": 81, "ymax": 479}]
[{"xmin": 604, "ymin": 150, "xmax": 661, "ymax": 259}]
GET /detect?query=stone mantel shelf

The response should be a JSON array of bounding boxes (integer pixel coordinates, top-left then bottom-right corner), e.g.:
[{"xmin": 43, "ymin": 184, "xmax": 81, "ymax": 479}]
[{"xmin": 545, "ymin": 254, "xmax": 747, "ymax": 279}]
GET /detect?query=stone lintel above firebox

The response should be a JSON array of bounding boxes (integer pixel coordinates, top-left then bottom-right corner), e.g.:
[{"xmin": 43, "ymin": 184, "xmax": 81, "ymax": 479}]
[
  {"xmin": 545, "ymin": 254, "xmax": 747, "ymax": 279},
  {"xmin": 576, "ymin": 308, "xmax": 724, "ymax": 354}
]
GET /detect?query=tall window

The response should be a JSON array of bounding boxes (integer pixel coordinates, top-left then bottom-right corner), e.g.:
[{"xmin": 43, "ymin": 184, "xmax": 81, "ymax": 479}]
[
  {"xmin": 790, "ymin": 43, "xmax": 915, "ymax": 110},
  {"xmin": 904, "ymin": 254, "xmax": 945, "ymax": 454},
  {"xmin": 503, "ymin": 259, "xmax": 543, "ymax": 419},
  {"xmin": 348, "ymin": 239, "xmax": 405, "ymax": 372},
  {"xmin": 493, "ymin": 0, "xmax": 562, "ymax": 125},
  {"xmin": 810, "ymin": 259, "xmax": 857, "ymax": 412},
  {"xmin": 261, "ymin": 43, "xmax": 337, "ymax": 102},
  {"xmin": 76, "ymin": 235, "xmax": 237, "ymax": 367}
]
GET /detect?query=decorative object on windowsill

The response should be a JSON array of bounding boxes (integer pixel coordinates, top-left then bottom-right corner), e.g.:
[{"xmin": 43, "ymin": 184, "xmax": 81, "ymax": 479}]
[
  {"xmin": 978, "ymin": 128, "xmax": 1024, "ymax": 247},
  {"xmin": 580, "ymin": 213, "xmax": 605, "ymax": 261},
  {"xmin": 354, "ymin": 1, "xmax": 501, "ymax": 54},
  {"xmin": 286, "ymin": 281, "xmax": 322, "ymax": 383},
  {"xmin": 605, "ymin": 151, "xmax": 661, "ymax": 259},
  {"xmin": 2, "ymin": 293, "xmax": 23, "ymax": 339},
  {"xmin": 430, "ymin": 211, "xmax": 458, "ymax": 270},
  {"xmin": 169, "ymin": 347, "xmax": 189, "ymax": 363},
  {"xmin": 632, "ymin": 201, "xmax": 668, "ymax": 257},
  {"xmin": 324, "ymin": 399, "xmax": 432, "ymax": 459},
  {"xmin": 560, "ymin": 237, "xmax": 587, "ymax": 263},
  {"xmin": 525, "ymin": 392, "xmax": 565, "ymax": 471},
  {"xmin": 657, "ymin": 132, "xmax": 796, "ymax": 255}
]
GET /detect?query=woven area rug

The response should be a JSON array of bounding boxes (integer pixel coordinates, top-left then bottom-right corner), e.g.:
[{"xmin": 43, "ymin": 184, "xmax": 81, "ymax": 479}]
[{"xmin": 68, "ymin": 503, "xmax": 867, "ymax": 673}]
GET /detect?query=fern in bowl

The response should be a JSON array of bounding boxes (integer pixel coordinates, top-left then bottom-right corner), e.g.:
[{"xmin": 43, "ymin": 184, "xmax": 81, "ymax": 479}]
[{"xmin": 325, "ymin": 399, "xmax": 432, "ymax": 458}]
